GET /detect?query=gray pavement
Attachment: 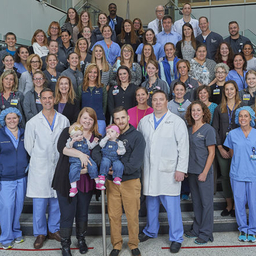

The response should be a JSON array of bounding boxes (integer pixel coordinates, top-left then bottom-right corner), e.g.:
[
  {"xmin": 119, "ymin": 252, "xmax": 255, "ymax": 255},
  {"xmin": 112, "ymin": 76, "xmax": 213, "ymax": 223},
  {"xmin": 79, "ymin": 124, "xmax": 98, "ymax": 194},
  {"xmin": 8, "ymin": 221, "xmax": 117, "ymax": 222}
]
[{"xmin": 1, "ymin": 232, "xmax": 256, "ymax": 256}]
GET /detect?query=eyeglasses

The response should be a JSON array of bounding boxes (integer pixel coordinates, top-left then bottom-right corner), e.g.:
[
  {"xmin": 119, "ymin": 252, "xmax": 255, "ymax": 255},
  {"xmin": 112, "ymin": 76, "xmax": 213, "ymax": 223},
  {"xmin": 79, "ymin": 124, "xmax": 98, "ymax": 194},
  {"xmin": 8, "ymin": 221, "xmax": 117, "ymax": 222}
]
[
  {"xmin": 123, "ymin": 49, "xmax": 131, "ymax": 53},
  {"xmin": 31, "ymin": 61, "xmax": 40, "ymax": 64},
  {"xmin": 33, "ymin": 77, "xmax": 44, "ymax": 81},
  {"xmin": 51, "ymin": 27, "xmax": 59, "ymax": 30},
  {"xmin": 215, "ymin": 71, "xmax": 227, "ymax": 75}
]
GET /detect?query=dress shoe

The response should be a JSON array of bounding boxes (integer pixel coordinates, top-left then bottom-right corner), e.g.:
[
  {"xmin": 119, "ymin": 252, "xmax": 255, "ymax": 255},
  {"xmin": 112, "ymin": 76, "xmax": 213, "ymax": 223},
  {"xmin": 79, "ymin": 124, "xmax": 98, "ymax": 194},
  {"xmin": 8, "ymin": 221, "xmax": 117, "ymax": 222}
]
[
  {"xmin": 220, "ymin": 208, "xmax": 231, "ymax": 216},
  {"xmin": 48, "ymin": 231, "xmax": 61, "ymax": 242},
  {"xmin": 109, "ymin": 249, "xmax": 120, "ymax": 256},
  {"xmin": 34, "ymin": 235, "xmax": 46, "ymax": 249},
  {"xmin": 138, "ymin": 232, "xmax": 151, "ymax": 242},
  {"xmin": 131, "ymin": 248, "xmax": 141, "ymax": 256},
  {"xmin": 170, "ymin": 241, "xmax": 181, "ymax": 253}
]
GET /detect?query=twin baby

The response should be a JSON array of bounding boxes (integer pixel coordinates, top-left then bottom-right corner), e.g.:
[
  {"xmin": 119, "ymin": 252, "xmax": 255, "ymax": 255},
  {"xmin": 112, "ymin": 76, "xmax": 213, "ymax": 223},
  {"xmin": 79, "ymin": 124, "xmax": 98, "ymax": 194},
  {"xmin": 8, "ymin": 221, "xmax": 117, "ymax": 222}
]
[{"xmin": 66, "ymin": 123, "xmax": 126, "ymax": 197}]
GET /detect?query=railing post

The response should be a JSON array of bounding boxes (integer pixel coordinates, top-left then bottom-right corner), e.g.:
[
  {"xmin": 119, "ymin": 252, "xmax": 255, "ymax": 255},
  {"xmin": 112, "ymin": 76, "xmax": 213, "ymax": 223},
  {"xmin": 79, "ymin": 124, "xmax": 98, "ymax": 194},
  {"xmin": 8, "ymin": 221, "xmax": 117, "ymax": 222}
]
[{"xmin": 101, "ymin": 190, "xmax": 107, "ymax": 256}]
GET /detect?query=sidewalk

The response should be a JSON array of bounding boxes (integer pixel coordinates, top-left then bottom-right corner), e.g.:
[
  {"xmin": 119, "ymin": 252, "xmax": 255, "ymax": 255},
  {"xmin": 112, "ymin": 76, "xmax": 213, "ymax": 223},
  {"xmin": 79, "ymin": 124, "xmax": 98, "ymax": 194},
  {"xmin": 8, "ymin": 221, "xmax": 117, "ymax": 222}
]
[{"xmin": 1, "ymin": 232, "xmax": 256, "ymax": 256}]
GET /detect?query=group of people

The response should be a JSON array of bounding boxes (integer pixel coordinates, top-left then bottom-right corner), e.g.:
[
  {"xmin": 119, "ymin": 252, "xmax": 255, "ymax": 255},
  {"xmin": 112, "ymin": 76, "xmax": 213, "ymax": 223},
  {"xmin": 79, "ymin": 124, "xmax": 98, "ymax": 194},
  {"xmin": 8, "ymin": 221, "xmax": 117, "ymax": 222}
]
[{"xmin": 0, "ymin": 2, "xmax": 256, "ymax": 256}]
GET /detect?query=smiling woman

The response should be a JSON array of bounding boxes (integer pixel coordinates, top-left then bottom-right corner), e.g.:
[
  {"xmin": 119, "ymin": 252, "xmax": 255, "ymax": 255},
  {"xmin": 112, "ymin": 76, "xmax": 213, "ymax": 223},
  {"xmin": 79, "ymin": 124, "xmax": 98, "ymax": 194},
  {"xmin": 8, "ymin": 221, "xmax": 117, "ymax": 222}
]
[{"xmin": 53, "ymin": 76, "xmax": 80, "ymax": 124}]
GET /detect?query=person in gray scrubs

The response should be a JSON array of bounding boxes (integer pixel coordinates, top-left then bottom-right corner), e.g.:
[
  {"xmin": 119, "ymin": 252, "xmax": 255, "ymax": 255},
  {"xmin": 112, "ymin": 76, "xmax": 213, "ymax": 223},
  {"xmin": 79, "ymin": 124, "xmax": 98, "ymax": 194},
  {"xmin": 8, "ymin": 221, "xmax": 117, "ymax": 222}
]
[{"xmin": 185, "ymin": 100, "xmax": 216, "ymax": 244}]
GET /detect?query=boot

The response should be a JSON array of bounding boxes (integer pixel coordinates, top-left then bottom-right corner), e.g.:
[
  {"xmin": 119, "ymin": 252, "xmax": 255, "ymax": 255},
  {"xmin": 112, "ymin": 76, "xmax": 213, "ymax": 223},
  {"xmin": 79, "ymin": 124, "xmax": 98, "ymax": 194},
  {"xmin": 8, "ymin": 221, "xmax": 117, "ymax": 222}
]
[
  {"xmin": 76, "ymin": 222, "xmax": 88, "ymax": 254},
  {"xmin": 60, "ymin": 227, "xmax": 73, "ymax": 256}
]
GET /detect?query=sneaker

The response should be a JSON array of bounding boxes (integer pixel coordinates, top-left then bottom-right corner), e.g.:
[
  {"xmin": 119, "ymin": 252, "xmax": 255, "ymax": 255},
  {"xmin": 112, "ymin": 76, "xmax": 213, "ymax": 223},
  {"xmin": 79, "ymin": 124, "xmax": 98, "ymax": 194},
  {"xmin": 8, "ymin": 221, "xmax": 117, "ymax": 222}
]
[
  {"xmin": 15, "ymin": 236, "xmax": 24, "ymax": 244},
  {"xmin": 181, "ymin": 194, "xmax": 189, "ymax": 200},
  {"xmin": 185, "ymin": 230, "xmax": 196, "ymax": 238},
  {"xmin": 69, "ymin": 187, "xmax": 78, "ymax": 197},
  {"xmin": 99, "ymin": 175, "xmax": 105, "ymax": 184},
  {"xmin": 96, "ymin": 183, "xmax": 106, "ymax": 190},
  {"xmin": 113, "ymin": 177, "xmax": 122, "ymax": 185},
  {"xmin": 238, "ymin": 231, "xmax": 247, "ymax": 242},
  {"xmin": 247, "ymin": 234, "xmax": 256, "ymax": 243},
  {"xmin": 2, "ymin": 243, "xmax": 13, "ymax": 250},
  {"xmin": 194, "ymin": 237, "xmax": 208, "ymax": 245}
]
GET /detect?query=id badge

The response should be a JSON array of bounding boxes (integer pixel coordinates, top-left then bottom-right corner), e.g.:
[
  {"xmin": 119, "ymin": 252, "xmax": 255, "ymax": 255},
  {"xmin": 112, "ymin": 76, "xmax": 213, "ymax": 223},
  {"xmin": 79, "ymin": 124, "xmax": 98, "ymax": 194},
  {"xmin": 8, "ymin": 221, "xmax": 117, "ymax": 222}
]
[
  {"xmin": 178, "ymin": 107, "xmax": 185, "ymax": 112},
  {"xmin": 243, "ymin": 94, "xmax": 250, "ymax": 101},
  {"xmin": 112, "ymin": 89, "xmax": 119, "ymax": 95},
  {"xmin": 226, "ymin": 131, "xmax": 229, "ymax": 136},
  {"xmin": 51, "ymin": 77, "xmax": 57, "ymax": 82},
  {"xmin": 10, "ymin": 99, "xmax": 18, "ymax": 105},
  {"xmin": 250, "ymin": 155, "xmax": 256, "ymax": 160},
  {"xmin": 213, "ymin": 89, "xmax": 220, "ymax": 95},
  {"xmin": 36, "ymin": 99, "xmax": 41, "ymax": 104}
]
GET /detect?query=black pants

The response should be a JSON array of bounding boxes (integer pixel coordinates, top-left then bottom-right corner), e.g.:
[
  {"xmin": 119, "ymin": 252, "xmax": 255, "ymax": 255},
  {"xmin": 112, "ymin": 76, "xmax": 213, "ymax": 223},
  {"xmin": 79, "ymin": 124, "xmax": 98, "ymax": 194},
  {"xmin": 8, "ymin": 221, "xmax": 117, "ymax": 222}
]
[{"xmin": 57, "ymin": 190, "xmax": 93, "ymax": 229}]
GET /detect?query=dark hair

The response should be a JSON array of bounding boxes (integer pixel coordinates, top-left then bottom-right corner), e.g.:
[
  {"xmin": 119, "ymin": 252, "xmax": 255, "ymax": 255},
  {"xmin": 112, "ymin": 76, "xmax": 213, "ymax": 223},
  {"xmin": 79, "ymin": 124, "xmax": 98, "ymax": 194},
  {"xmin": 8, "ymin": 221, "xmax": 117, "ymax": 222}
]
[
  {"xmin": 14, "ymin": 45, "xmax": 29, "ymax": 63},
  {"xmin": 102, "ymin": 24, "xmax": 113, "ymax": 34},
  {"xmin": 229, "ymin": 21, "xmax": 239, "ymax": 27},
  {"xmin": 40, "ymin": 87, "xmax": 54, "ymax": 98},
  {"xmin": 120, "ymin": 19, "xmax": 138, "ymax": 44},
  {"xmin": 5, "ymin": 32, "xmax": 17, "ymax": 41},
  {"xmin": 162, "ymin": 15, "xmax": 172, "ymax": 22},
  {"xmin": 133, "ymin": 18, "xmax": 145, "ymax": 35},
  {"xmin": 232, "ymin": 53, "xmax": 247, "ymax": 71},
  {"xmin": 143, "ymin": 29, "xmax": 156, "ymax": 45},
  {"xmin": 65, "ymin": 7, "xmax": 79, "ymax": 24},
  {"xmin": 199, "ymin": 16, "xmax": 208, "ymax": 23},
  {"xmin": 185, "ymin": 100, "xmax": 211, "ymax": 126},
  {"xmin": 116, "ymin": 66, "xmax": 131, "ymax": 86},
  {"xmin": 48, "ymin": 40, "xmax": 59, "ymax": 47},
  {"xmin": 196, "ymin": 43, "xmax": 207, "ymax": 52},
  {"xmin": 140, "ymin": 43, "xmax": 156, "ymax": 66},
  {"xmin": 97, "ymin": 13, "xmax": 108, "ymax": 28},
  {"xmin": 164, "ymin": 42, "xmax": 176, "ymax": 51},
  {"xmin": 197, "ymin": 85, "xmax": 211, "ymax": 100},
  {"xmin": 136, "ymin": 86, "xmax": 148, "ymax": 95},
  {"xmin": 181, "ymin": 23, "xmax": 196, "ymax": 50},
  {"xmin": 108, "ymin": 3, "xmax": 117, "ymax": 9},
  {"xmin": 214, "ymin": 42, "xmax": 234, "ymax": 69},
  {"xmin": 46, "ymin": 53, "xmax": 58, "ymax": 63},
  {"xmin": 152, "ymin": 90, "xmax": 168, "ymax": 100},
  {"xmin": 2, "ymin": 53, "xmax": 14, "ymax": 62},
  {"xmin": 113, "ymin": 106, "xmax": 128, "ymax": 116},
  {"xmin": 173, "ymin": 81, "xmax": 186, "ymax": 91},
  {"xmin": 61, "ymin": 29, "xmax": 71, "ymax": 36}
]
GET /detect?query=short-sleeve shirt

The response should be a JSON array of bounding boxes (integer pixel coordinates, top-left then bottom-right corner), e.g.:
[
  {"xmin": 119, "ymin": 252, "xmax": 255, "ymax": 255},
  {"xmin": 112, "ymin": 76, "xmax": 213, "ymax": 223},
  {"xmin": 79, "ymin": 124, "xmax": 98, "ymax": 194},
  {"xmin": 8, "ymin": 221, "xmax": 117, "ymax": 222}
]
[
  {"xmin": 224, "ymin": 127, "xmax": 256, "ymax": 182},
  {"xmin": 188, "ymin": 123, "xmax": 216, "ymax": 175}
]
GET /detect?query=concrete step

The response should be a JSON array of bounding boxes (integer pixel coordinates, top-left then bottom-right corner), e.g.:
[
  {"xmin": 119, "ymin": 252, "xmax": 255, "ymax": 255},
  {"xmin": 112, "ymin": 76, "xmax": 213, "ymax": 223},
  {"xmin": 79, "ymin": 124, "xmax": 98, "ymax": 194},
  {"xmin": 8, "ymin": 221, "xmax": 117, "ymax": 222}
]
[{"xmin": 20, "ymin": 192, "xmax": 237, "ymax": 236}]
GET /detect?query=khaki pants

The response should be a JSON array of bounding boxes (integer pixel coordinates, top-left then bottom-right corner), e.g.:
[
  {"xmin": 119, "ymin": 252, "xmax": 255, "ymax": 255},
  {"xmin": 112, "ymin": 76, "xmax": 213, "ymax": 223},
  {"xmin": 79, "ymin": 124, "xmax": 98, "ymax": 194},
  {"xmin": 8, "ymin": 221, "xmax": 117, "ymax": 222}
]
[{"xmin": 106, "ymin": 178, "xmax": 141, "ymax": 250}]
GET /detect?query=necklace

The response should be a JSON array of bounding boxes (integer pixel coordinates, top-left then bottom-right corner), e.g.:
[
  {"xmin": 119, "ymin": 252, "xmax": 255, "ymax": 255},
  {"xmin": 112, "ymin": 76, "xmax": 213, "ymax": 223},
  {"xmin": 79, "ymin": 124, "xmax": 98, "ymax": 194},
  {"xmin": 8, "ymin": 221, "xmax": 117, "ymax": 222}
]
[{"xmin": 136, "ymin": 106, "xmax": 148, "ymax": 127}]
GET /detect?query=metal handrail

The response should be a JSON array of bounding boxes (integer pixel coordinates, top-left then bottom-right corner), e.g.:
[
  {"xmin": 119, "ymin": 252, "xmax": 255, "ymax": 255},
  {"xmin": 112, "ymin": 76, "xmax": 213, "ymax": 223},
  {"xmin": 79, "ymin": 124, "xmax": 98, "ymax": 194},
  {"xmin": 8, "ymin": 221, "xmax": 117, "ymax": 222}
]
[
  {"xmin": 165, "ymin": 0, "xmax": 197, "ymax": 19},
  {"xmin": 36, "ymin": 0, "xmax": 66, "ymax": 13}
]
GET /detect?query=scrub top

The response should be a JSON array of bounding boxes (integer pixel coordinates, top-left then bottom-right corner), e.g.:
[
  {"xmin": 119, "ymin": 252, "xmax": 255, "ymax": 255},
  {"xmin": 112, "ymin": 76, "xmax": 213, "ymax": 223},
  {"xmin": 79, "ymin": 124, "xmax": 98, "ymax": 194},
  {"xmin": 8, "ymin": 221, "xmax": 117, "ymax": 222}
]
[
  {"xmin": 188, "ymin": 123, "xmax": 216, "ymax": 175},
  {"xmin": 224, "ymin": 127, "xmax": 256, "ymax": 182}
]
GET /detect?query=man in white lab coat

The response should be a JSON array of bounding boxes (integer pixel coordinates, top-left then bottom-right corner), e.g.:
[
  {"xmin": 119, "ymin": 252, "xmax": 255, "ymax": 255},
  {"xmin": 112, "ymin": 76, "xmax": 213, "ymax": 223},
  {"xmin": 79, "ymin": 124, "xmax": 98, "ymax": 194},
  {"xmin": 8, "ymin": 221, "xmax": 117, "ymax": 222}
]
[
  {"xmin": 24, "ymin": 88, "xmax": 70, "ymax": 249},
  {"xmin": 138, "ymin": 90, "xmax": 189, "ymax": 254}
]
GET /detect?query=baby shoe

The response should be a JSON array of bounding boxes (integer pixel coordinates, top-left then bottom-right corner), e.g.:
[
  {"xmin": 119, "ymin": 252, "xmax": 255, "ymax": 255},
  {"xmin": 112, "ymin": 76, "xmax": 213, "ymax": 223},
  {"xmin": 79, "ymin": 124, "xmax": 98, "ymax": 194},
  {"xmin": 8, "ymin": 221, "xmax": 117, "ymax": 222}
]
[
  {"xmin": 113, "ymin": 177, "xmax": 122, "ymax": 185},
  {"xmin": 96, "ymin": 183, "xmax": 106, "ymax": 190},
  {"xmin": 69, "ymin": 187, "xmax": 78, "ymax": 197}
]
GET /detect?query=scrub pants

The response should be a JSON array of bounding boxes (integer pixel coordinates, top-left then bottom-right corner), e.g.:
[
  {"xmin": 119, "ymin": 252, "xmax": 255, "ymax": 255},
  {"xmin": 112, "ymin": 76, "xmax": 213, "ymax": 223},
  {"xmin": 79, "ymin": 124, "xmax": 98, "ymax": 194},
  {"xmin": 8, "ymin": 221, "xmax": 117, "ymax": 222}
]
[
  {"xmin": 97, "ymin": 120, "xmax": 106, "ymax": 137},
  {"xmin": 143, "ymin": 195, "xmax": 184, "ymax": 243},
  {"xmin": 0, "ymin": 177, "xmax": 27, "ymax": 245},
  {"xmin": 33, "ymin": 197, "xmax": 60, "ymax": 237},
  {"xmin": 231, "ymin": 178, "xmax": 256, "ymax": 235},
  {"xmin": 188, "ymin": 172, "xmax": 214, "ymax": 242}
]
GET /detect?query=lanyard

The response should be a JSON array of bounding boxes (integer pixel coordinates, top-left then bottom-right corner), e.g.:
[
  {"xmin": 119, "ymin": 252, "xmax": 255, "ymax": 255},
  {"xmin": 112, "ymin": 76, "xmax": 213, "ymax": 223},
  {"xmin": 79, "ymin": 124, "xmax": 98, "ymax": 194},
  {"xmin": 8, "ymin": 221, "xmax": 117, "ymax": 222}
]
[
  {"xmin": 236, "ymin": 71, "xmax": 246, "ymax": 89},
  {"xmin": 153, "ymin": 112, "xmax": 167, "ymax": 130},
  {"xmin": 227, "ymin": 103, "xmax": 235, "ymax": 130},
  {"xmin": 142, "ymin": 65, "xmax": 147, "ymax": 78}
]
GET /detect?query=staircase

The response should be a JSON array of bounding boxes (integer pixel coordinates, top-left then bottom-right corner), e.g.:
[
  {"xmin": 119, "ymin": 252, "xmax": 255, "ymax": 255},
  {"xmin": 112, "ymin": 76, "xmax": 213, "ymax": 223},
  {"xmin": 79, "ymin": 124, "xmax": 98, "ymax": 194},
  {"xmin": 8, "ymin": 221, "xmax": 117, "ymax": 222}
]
[{"xmin": 19, "ymin": 190, "xmax": 238, "ymax": 236}]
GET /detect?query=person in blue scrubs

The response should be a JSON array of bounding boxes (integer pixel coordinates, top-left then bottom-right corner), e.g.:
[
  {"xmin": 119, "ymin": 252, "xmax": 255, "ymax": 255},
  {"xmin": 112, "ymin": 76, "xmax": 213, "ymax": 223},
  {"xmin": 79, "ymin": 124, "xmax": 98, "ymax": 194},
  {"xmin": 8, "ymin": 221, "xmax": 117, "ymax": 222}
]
[
  {"xmin": 0, "ymin": 108, "xmax": 29, "ymax": 250},
  {"xmin": 136, "ymin": 28, "xmax": 165, "ymax": 61},
  {"xmin": 226, "ymin": 53, "xmax": 248, "ymax": 91},
  {"xmin": 91, "ymin": 25, "xmax": 120, "ymax": 66},
  {"xmin": 224, "ymin": 106, "xmax": 256, "ymax": 242}
]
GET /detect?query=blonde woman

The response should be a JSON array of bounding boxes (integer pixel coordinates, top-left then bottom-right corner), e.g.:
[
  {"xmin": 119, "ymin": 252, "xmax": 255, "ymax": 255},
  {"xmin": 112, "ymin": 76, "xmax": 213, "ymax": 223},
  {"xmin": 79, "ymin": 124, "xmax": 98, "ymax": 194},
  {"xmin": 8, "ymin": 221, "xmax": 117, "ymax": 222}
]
[
  {"xmin": 54, "ymin": 76, "xmax": 80, "ymax": 124},
  {"xmin": 80, "ymin": 64, "xmax": 107, "ymax": 135},
  {"xmin": 19, "ymin": 54, "xmax": 42, "ymax": 95},
  {"xmin": 0, "ymin": 70, "xmax": 25, "ymax": 126},
  {"xmin": 110, "ymin": 44, "xmax": 142, "ymax": 87},
  {"xmin": 85, "ymin": 45, "xmax": 110, "ymax": 90},
  {"xmin": 29, "ymin": 29, "xmax": 49, "ymax": 57}
]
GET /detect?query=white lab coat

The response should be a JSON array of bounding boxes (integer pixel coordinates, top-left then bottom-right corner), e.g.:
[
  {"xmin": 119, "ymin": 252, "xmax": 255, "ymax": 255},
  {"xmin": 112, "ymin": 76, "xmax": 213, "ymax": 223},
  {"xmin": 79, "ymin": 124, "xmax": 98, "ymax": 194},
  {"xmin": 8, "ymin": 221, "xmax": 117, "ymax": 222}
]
[
  {"xmin": 24, "ymin": 111, "xmax": 70, "ymax": 198},
  {"xmin": 138, "ymin": 110, "xmax": 189, "ymax": 196}
]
